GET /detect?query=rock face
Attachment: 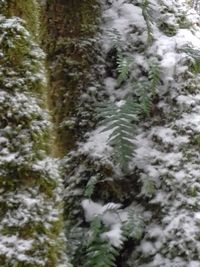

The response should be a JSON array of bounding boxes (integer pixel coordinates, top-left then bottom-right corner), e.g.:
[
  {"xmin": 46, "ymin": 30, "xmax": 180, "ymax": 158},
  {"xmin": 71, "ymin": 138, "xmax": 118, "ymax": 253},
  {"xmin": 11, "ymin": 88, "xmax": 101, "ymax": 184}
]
[{"xmin": 2, "ymin": 0, "xmax": 200, "ymax": 266}]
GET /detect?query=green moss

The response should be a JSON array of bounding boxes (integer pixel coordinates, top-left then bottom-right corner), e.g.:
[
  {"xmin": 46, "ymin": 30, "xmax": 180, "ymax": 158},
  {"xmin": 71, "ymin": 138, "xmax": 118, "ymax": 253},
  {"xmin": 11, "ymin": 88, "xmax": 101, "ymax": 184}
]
[
  {"xmin": 192, "ymin": 134, "xmax": 200, "ymax": 148},
  {"xmin": 7, "ymin": 0, "xmax": 40, "ymax": 40},
  {"xmin": 177, "ymin": 15, "xmax": 192, "ymax": 29},
  {"xmin": 158, "ymin": 21, "xmax": 177, "ymax": 36},
  {"xmin": 187, "ymin": 186, "xmax": 198, "ymax": 197},
  {"xmin": 0, "ymin": 1, "xmax": 67, "ymax": 266},
  {"xmin": 41, "ymin": 0, "xmax": 100, "ymax": 157}
]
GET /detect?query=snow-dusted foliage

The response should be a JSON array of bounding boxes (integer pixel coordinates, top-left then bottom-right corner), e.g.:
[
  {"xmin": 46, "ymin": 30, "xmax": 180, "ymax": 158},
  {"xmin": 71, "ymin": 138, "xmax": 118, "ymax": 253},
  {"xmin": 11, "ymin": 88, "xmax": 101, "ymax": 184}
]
[
  {"xmin": 0, "ymin": 2, "xmax": 68, "ymax": 266},
  {"xmin": 63, "ymin": 0, "xmax": 200, "ymax": 266}
]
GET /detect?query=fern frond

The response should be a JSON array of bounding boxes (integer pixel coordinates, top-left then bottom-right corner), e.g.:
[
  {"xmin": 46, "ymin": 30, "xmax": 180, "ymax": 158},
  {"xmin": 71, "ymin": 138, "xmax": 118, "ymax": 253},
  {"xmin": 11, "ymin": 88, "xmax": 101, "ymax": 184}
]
[
  {"xmin": 116, "ymin": 53, "xmax": 131, "ymax": 85},
  {"xmin": 134, "ymin": 61, "xmax": 160, "ymax": 116},
  {"xmin": 141, "ymin": 177, "xmax": 156, "ymax": 197},
  {"xmin": 89, "ymin": 216, "xmax": 102, "ymax": 241},
  {"xmin": 181, "ymin": 46, "xmax": 200, "ymax": 73},
  {"xmin": 85, "ymin": 175, "xmax": 100, "ymax": 198},
  {"xmin": 98, "ymin": 100, "xmax": 140, "ymax": 170},
  {"xmin": 85, "ymin": 217, "xmax": 119, "ymax": 267},
  {"xmin": 181, "ymin": 46, "xmax": 200, "ymax": 60},
  {"xmin": 107, "ymin": 28, "xmax": 123, "ymax": 51},
  {"xmin": 123, "ymin": 210, "xmax": 144, "ymax": 240},
  {"xmin": 102, "ymin": 203, "xmax": 122, "ymax": 214},
  {"xmin": 66, "ymin": 221, "xmax": 88, "ymax": 261},
  {"xmin": 135, "ymin": 80, "xmax": 152, "ymax": 116},
  {"xmin": 142, "ymin": 0, "xmax": 153, "ymax": 45},
  {"xmin": 148, "ymin": 61, "xmax": 160, "ymax": 92},
  {"xmin": 85, "ymin": 242, "xmax": 118, "ymax": 267}
]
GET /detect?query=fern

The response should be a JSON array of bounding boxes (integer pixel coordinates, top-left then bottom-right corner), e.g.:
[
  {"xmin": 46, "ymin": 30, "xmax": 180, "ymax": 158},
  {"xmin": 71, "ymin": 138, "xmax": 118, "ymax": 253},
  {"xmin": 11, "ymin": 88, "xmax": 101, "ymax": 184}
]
[
  {"xmin": 135, "ymin": 80, "xmax": 152, "ymax": 116},
  {"xmin": 85, "ymin": 175, "xmax": 100, "ymax": 198},
  {"xmin": 123, "ymin": 210, "xmax": 144, "ymax": 240},
  {"xmin": 102, "ymin": 202, "xmax": 122, "ymax": 214},
  {"xmin": 142, "ymin": 0, "xmax": 153, "ymax": 46},
  {"xmin": 66, "ymin": 220, "xmax": 88, "ymax": 263},
  {"xmin": 97, "ymin": 100, "xmax": 140, "ymax": 170},
  {"xmin": 116, "ymin": 52, "xmax": 131, "ymax": 85},
  {"xmin": 148, "ymin": 61, "xmax": 160, "ymax": 91},
  {"xmin": 134, "ymin": 62, "xmax": 160, "ymax": 115},
  {"xmin": 141, "ymin": 174, "xmax": 156, "ymax": 197},
  {"xmin": 81, "ymin": 200, "xmax": 144, "ymax": 267},
  {"xmin": 181, "ymin": 46, "xmax": 200, "ymax": 73},
  {"xmin": 85, "ymin": 216, "xmax": 119, "ymax": 267},
  {"xmin": 107, "ymin": 28, "xmax": 123, "ymax": 51}
]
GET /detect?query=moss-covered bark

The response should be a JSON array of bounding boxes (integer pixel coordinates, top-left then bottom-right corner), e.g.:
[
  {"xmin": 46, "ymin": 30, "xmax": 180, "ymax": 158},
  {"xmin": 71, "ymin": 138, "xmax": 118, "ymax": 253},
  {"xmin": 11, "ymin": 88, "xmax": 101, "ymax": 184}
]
[
  {"xmin": 0, "ymin": 1, "xmax": 68, "ymax": 266},
  {"xmin": 41, "ymin": 0, "xmax": 100, "ymax": 156}
]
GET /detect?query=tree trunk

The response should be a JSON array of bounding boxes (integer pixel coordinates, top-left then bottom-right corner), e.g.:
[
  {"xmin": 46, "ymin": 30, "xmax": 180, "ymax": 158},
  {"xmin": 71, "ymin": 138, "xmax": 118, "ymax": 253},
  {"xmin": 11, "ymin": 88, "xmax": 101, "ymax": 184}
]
[{"xmin": 0, "ymin": 1, "xmax": 68, "ymax": 266}]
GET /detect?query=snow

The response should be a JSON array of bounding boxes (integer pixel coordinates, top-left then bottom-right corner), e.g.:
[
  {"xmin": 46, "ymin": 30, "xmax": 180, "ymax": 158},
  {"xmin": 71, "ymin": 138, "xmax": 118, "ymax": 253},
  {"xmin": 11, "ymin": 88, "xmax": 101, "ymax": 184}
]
[
  {"xmin": 101, "ymin": 223, "xmax": 123, "ymax": 247},
  {"xmin": 0, "ymin": 13, "xmax": 67, "ymax": 266},
  {"xmin": 176, "ymin": 109, "xmax": 200, "ymax": 133},
  {"xmin": 91, "ymin": 0, "xmax": 200, "ymax": 265},
  {"xmin": 189, "ymin": 262, "xmax": 200, "ymax": 267},
  {"xmin": 82, "ymin": 199, "xmax": 126, "ymax": 247},
  {"xmin": 80, "ymin": 126, "xmax": 113, "ymax": 160},
  {"xmin": 81, "ymin": 199, "xmax": 103, "ymax": 221}
]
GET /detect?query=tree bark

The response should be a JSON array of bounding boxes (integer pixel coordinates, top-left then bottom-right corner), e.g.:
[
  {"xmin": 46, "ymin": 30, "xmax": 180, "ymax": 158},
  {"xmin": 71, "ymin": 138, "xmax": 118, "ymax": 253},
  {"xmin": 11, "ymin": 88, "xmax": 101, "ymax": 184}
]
[{"xmin": 0, "ymin": 1, "xmax": 68, "ymax": 266}]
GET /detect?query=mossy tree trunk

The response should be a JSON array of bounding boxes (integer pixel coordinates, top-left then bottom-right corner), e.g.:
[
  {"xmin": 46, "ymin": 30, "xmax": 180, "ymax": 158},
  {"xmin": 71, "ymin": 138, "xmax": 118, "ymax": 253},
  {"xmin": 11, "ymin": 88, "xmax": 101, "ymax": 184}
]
[
  {"xmin": 0, "ymin": 1, "xmax": 68, "ymax": 266},
  {"xmin": 41, "ymin": 0, "xmax": 100, "ymax": 157}
]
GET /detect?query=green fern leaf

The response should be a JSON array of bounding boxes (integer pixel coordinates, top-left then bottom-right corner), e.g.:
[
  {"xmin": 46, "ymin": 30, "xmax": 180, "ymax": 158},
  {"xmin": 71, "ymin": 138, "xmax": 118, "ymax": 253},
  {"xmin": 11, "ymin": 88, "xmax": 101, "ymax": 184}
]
[
  {"xmin": 135, "ymin": 80, "xmax": 152, "ymax": 116},
  {"xmin": 102, "ymin": 202, "xmax": 122, "ymax": 214},
  {"xmin": 142, "ymin": 0, "xmax": 153, "ymax": 45},
  {"xmin": 141, "ymin": 174, "xmax": 156, "ymax": 197},
  {"xmin": 116, "ymin": 53, "xmax": 131, "ymax": 85},
  {"xmin": 85, "ymin": 175, "xmax": 100, "ymax": 198},
  {"xmin": 85, "ymin": 217, "xmax": 119, "ymax": 267},
  {"xmin": 181, "ymin": 46, "xmax": 200, "ymax": 73},
  {"xmin": 98, "ymin": 100, "xmax": 139, "ymax": 170},
  {"xmin": 107, "ymin": 28, "xmax": 123, "ymax": 51},
  {"xmin": 148, "ymin": 61, "xmax": 160, "ymax": 92},
  {"xmin": 123, "ymin": 210, "xmax": 144, "ymax": 240}
]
